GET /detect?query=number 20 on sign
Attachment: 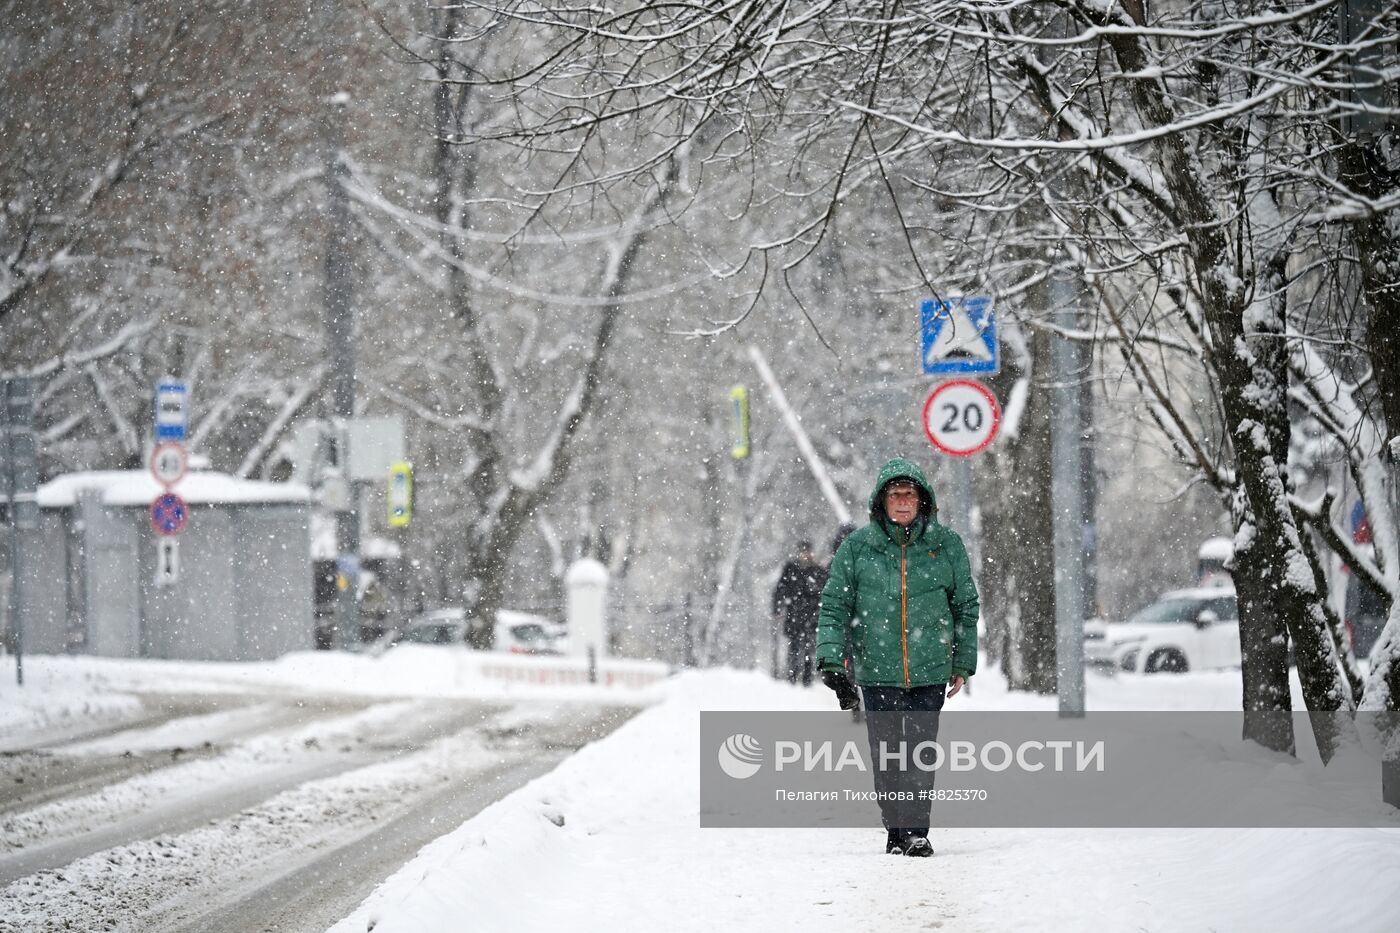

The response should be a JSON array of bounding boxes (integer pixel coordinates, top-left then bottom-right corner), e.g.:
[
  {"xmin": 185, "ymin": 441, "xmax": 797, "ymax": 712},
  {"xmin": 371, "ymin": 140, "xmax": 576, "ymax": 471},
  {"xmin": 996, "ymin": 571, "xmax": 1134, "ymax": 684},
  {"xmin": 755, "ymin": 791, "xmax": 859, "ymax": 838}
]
[{"xmin": 923, "ymin": 379, "xmax": 1000, "ymax": 457}]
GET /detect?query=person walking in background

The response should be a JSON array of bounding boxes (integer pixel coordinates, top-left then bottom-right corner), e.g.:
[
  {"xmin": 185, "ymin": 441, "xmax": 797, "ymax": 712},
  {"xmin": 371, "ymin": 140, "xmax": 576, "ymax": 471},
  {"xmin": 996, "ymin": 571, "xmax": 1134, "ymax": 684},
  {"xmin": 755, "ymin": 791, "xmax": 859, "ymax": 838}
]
[
  {"xmin": 772, "ymin": 540, "xmax": 825, "ymax": 686},
  {"xmin": 816, "ymin": 458, "xmax": 980, "ymax": 857},
  {"xmin": 826, "ymin": 522, "xmax": 861, "ymax": 717},
  {"xmin": 829, "ymin": 523, "xmax": 858, "ymax": 562}
]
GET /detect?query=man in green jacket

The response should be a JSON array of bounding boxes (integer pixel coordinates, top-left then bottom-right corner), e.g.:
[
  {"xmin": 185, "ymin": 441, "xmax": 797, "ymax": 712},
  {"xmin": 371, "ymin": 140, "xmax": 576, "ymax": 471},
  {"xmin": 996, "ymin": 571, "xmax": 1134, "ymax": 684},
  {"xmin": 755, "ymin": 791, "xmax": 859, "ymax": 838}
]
[{"xmin": 815, "ymin": 457, "xmax": 979, "ymax": 857}]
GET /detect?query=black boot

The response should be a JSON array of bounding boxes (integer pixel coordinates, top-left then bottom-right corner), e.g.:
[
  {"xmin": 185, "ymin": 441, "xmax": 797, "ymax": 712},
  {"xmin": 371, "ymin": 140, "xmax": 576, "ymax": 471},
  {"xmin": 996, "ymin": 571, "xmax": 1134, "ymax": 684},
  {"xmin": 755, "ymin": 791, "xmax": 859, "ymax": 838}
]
[
  {"xmin": 885, "ymin": 830, "xmax": 903, "ymax": 855},
  {"xmin": 901, "ymin": 834, "xmax": 934, "ymax": 857}
]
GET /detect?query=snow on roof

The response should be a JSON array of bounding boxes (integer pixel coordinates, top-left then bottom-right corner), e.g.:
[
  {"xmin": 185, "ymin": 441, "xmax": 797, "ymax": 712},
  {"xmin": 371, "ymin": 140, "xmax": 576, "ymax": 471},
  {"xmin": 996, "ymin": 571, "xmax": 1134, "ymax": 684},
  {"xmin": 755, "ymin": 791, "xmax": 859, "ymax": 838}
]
[
  {"xmin": 497, "ymin": 609, "xmax": 555, "ymax": 627},
  {"xmin": 565, "ymin": 558, "xmax": 609, "ymax": 585},
  {"xmin": 37, "ymin": 470, "xmax": 312, "ymax": 508},
  {"xmin": 1197, "ymin": 536, "xmax": 1234, "ymax": 561},
  {"xmin": 1160, "ymin": 586, "xmax": 1237, "ymax": 601}
]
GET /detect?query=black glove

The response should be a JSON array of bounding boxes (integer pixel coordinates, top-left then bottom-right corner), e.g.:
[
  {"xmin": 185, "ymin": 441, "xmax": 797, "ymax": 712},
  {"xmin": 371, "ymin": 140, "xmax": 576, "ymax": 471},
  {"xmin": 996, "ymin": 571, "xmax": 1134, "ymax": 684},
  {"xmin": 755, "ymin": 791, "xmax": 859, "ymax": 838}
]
[{"xmin": 820, "ymin": 669, "xmax": 861, "ymax": 711}]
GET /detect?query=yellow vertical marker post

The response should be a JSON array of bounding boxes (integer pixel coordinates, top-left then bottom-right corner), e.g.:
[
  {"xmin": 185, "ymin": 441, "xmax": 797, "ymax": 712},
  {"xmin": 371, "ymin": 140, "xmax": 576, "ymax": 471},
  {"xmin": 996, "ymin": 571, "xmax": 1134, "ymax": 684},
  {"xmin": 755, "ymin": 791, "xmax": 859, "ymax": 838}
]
[
  {"xmin": 387, "ymin": 461, "xmax": 413, "ymax": 528},
  {"xmin": 730, "ymin": 386, "xmax": 750, "ymax": 460},
  {"xmin": 728, "ymin": 384, "xmax": 755, "ymax": 666}
]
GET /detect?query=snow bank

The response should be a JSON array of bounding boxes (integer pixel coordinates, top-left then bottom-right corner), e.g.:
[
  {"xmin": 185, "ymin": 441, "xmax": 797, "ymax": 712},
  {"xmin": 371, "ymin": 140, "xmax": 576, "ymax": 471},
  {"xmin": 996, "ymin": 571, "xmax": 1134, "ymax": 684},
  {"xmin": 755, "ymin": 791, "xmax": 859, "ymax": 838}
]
[
  {"xmin": 0, "ymin": 648, "xmax": 666, "ymax": 745},
  {"xmin": 0, "ymin": 668, "xmax": 140, "ymax": 748}
]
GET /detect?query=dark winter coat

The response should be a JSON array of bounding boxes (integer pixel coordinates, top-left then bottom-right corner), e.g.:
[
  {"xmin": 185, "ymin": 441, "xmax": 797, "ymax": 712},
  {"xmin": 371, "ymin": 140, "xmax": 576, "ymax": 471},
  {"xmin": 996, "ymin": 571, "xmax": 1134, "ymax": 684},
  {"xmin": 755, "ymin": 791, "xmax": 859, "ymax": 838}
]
[
  {"xmin": 773, "ymin": 559, "xmax": 826, "ymax": 636},
  {"xmin": 815, "ymin": 458, "xmax": 979, "ymax": 688}
]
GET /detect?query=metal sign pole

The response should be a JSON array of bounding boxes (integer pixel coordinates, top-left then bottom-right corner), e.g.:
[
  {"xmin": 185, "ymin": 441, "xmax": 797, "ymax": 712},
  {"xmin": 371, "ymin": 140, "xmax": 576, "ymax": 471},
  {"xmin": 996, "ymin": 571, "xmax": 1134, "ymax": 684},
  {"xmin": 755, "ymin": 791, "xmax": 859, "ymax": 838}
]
[
  {"xmin": 334, "ymin": 436, "xmax": 360, "ymax": 650},
  {"xmin": 4, "ymin": 417, "xmax": 20, "ymax": 686},
  {"xmin": 3, "ymin": 378, "xmax": 35, "ymax": 686},
  {"xmin": 9, "ymin": 526, "xmax": 18, "ymax": 686}
]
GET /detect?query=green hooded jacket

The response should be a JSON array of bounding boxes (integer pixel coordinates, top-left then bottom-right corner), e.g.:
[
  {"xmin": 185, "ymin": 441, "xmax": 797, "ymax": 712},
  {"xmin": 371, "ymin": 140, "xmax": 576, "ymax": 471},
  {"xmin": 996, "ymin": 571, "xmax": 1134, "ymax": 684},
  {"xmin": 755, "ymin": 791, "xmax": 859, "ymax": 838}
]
[{"xmin": 815, "ymin": 458, "xmax": 979, "ymax": 687}]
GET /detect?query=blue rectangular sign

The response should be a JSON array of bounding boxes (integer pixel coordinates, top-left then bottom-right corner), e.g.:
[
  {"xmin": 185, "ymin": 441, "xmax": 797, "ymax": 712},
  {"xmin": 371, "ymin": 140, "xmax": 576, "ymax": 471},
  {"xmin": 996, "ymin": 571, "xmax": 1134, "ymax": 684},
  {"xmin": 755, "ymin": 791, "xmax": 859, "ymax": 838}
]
[
  {"xmin": 154, "ymin": 381, "xmax": 188, "ymax": 442},
  {"xmin": 921, "ymin": 297, "xmax": 999, "ymax": 376}
]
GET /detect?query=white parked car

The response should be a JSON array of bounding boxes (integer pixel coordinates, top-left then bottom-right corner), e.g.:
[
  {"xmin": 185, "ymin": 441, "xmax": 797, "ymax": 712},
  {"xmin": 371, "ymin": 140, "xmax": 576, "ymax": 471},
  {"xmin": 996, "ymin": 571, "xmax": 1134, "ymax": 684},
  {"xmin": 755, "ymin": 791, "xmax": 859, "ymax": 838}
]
[
  {"xmin": 382, "ymin": 608, "xmax": 563, "ymax": 655},
  {"xmin": 1084, "ymin": 588, "xmax": 1239, "ymax": 674},
  {"xmin": 393, "ymin": 608, "xmax": 470, "ymax": 646},
  {"xmin": 493, "ymin": 610, "xmax": 565, "ymax": 655}
]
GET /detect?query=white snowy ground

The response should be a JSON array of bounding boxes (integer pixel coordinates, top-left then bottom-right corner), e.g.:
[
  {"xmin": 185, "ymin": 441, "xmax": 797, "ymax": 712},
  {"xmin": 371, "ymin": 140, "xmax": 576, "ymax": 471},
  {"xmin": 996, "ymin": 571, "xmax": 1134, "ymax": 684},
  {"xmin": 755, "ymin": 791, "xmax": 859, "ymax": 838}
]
[
  {"xmin": 7, "ymin": 653, "xmax": 1400, "ymax": 931},
  {"xmin": 329, "ymin": 665, "xmax": 1400, "ymax": 933}
]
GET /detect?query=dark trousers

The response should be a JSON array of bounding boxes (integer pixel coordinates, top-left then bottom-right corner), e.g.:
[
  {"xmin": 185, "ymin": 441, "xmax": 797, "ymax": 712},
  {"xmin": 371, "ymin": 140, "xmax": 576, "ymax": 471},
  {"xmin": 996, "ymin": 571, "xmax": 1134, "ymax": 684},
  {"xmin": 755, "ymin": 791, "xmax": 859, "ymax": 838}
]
[
  {"xmin": 861, "ymin": 683, "xmax": 947, "ymax": 836},
  {"xmin": 785, "ymin": 627, "xmax": 816, "ymax": 686}
]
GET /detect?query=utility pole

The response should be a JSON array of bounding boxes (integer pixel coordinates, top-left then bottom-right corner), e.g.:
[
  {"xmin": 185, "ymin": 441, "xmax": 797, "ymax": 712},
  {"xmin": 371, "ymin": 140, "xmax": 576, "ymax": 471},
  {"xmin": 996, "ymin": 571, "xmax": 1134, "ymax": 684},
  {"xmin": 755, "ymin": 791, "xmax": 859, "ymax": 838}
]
[
  {"xmin": 2, "ymin": 378, "xmax": 36, "ymax": 686},
  {"xmin": 1340, "ymin": 0, "xmax": 1390, "ymax": 142},
  {"xmin": 1050, "ymin": 268, "xmax": 1086, "ymax": 717},
  {"xmin": 322, "ymin": 0, "xmax": 358, "ymax": 650}
]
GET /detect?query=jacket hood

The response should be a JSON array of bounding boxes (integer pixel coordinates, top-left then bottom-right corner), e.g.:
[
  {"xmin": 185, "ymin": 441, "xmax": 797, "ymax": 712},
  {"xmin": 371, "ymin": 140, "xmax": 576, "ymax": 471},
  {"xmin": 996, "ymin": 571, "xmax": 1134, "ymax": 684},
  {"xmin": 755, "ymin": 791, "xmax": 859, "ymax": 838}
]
[{"xmin": 867, "ymin": 458, "xmax": 938, "ymax": 522}]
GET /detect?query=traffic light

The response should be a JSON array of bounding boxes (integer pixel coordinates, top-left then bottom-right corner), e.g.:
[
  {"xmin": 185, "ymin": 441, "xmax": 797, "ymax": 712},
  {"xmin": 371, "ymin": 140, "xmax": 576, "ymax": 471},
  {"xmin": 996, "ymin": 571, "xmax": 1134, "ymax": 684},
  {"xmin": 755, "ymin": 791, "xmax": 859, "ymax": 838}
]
[{"xmin": 387, "ymin": 461, "xmax": 413, "ymax": 527}]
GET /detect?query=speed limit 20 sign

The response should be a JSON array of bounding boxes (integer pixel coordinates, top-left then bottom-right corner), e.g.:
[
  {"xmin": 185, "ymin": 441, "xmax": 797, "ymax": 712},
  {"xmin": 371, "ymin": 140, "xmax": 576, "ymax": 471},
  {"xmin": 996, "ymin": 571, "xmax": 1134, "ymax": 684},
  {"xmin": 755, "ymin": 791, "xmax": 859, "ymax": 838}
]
[{"xmin": 923, "ymin": 379, "xmax": 1000, "ymax": 457}]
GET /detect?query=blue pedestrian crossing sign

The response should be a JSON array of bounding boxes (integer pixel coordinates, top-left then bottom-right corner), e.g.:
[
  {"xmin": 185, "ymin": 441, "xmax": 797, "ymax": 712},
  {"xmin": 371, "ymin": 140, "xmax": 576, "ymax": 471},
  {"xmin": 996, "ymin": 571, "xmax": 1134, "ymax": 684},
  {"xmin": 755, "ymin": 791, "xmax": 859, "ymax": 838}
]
[{"xmin": 920, "ymin": 296, "xmax": 998, "ymax": 376}]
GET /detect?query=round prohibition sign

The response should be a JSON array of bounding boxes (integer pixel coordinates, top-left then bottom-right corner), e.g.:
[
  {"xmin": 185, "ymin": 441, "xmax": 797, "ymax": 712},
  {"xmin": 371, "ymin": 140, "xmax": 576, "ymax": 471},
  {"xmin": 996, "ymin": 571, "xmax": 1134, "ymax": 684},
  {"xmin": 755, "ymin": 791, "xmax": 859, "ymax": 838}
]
[
  {"xmin": 150, "ymin": 492, "xmax": 189, "ymax": 536},
  {"xmin": 923, "ymin": 379, "xmax": 1001, "ymax": 457},
  {"xmin": 150, "ymin": 442, "xmax": 189, "ymax": 487}
]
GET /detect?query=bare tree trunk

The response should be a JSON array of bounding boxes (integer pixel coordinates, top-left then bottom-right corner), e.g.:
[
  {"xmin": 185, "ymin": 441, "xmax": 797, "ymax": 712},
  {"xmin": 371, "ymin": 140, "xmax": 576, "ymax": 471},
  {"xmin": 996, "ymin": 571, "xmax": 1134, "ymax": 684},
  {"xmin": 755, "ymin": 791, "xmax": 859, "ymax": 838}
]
[
  {"xmin": 977, "ymin": 496, "xmax": 1010, "ymax": 671},
  {"xmin": 1338, "ymin": 141, "xmax": 1400, "ymax": 713},
  {"xmin": 427, "ymin": 15, "xmax": 513, "ymax": 648},
  {"xmin": 695, "ymin": 407, "xmax": 726, "ymax": 665},
  {"xmin": 1105, "ymin": 25, "xmax": 1353, "ymax": 759},
  {"xmin": 983, "ymin": 319, "xmax": 1057, "ymax": 694},
  {"xmin": 1014, "ymin": 326, "xmax": 1059, "ymax": 694},
  {"xmin": 1338, "ymin": 143, "xmax": 1400, "ymax": 448},
  {"xmin": 461, "ymin": 163, "xmax": 676, "ymax": 648},
  {"xmin": 1230, "ymin": 484, "xmax": 1297, "ymax": 755},
  {"xmin": 1296, "ymin": 515, "xmax": 1366, "ymax": 707}
]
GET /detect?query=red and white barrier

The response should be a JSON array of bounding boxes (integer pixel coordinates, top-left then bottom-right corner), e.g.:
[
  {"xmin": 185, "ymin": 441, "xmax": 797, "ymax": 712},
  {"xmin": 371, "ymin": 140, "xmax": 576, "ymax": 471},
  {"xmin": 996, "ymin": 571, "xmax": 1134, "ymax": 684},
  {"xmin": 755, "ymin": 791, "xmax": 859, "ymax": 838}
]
[{"xmin": 468, "ymin": 653, "xmax": 669, "ymax": 690}]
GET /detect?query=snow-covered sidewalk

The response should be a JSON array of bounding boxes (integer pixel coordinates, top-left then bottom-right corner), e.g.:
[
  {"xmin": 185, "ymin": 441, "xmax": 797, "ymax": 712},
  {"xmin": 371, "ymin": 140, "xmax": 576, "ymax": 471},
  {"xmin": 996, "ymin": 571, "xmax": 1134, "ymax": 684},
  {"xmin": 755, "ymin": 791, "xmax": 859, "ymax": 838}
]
[{"xmin": 332, "ymin": 667, "xmax": 1400, "ymax": 933}]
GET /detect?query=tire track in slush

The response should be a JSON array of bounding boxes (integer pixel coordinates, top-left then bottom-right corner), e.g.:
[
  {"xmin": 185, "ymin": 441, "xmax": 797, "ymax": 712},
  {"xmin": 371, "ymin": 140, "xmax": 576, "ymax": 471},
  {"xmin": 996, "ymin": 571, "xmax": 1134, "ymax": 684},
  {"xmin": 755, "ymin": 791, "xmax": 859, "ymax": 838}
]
[
  {"xmin": 0, "ymin": 697, "xmax": 366, "ymax": 817},
  {"xmin": 0, "ymin": 705, "xmax": 637, "ymax": 933},
  {"xmin": 0, "ymin": 698, "xmax": 505, "ymax": 884},
  {"xmin": 150, "ymin": 705, "xmax": 638, "ymax": 933},
  {"xmin": 0, "ymin": 693, "xmax": 248, "ymax": 755}
]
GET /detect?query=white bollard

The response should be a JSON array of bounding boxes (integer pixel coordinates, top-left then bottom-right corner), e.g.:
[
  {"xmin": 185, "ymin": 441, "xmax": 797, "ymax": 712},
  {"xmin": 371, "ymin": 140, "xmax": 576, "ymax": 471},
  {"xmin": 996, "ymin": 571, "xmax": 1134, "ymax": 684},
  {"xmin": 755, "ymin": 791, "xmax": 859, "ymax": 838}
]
[{"xmin": 566, "ymin": 558, "xmax": 609, "ymax": 669}]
